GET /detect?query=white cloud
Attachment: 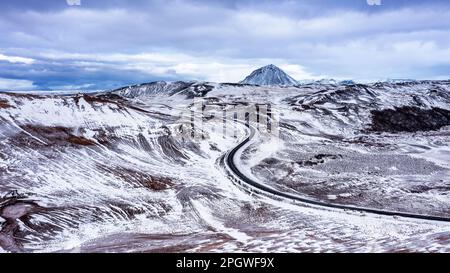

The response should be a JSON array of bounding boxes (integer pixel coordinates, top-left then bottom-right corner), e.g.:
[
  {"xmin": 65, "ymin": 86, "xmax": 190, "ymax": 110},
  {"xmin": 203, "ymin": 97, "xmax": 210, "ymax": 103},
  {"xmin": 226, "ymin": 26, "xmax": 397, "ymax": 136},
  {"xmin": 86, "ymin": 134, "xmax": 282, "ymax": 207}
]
[
  {"xmin": 37, "ymin": 50, "xmax": 323, "ymax": 82},
  {"xmin": 278, "ymin": 64, "xmax": 323, "ymax": 80},
  {"xmin": 0, "ymin": 78, "xmax": 37, "ymax": 90},
  {"xmin": 49, "ymin": 83, "xmax": 95, "ymax": 90},
  {"xmin": 0, "ymin": 54, "xmax": 35, "ymax": 64}
]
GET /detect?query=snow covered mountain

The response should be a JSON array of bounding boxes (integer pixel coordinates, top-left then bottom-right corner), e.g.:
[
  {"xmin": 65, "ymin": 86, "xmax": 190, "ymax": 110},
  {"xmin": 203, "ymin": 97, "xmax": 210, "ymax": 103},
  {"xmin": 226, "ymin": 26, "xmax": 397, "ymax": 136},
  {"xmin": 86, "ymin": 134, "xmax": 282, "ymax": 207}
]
[
  {"xmin": 111, "ymin": 81, "xmax": 215, "ymax": 99},
  {"xmin": 240, "ymin": 64, "xmax": 298, "ymax": 86}
]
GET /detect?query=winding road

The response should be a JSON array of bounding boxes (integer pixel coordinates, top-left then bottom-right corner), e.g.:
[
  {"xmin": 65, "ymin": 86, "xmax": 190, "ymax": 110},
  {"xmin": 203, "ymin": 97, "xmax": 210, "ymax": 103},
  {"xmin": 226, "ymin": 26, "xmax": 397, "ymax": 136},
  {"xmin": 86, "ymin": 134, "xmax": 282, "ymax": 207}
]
[{"xmin": 224, "ymin": 123, "xmax": 450, "ymax": 223}]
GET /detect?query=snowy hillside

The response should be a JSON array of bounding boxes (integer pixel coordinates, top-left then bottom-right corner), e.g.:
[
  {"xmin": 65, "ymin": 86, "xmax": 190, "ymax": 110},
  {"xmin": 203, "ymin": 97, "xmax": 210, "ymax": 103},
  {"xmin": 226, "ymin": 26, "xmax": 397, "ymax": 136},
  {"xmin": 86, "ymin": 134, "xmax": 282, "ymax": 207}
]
[{"xmin": 1, "ymin": 80, "xmax": 450, "ymax": 252}]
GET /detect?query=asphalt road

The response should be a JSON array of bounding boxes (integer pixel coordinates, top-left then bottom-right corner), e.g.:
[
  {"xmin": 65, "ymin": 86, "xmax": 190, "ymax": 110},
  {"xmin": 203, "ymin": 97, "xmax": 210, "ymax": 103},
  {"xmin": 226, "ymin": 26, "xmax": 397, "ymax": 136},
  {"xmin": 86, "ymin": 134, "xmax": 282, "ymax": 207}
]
[{"xmin": 224, "ymin": 124, "xmax": 450, "ymax": 223}]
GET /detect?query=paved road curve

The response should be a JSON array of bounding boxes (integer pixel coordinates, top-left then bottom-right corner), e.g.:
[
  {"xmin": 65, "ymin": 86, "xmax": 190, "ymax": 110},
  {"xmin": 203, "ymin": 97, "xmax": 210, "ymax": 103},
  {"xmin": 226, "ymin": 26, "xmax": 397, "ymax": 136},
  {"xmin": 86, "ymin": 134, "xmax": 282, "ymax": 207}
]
[{"xmin": 224, "ymin": 124, "xmax": 450, "ymax": 223}]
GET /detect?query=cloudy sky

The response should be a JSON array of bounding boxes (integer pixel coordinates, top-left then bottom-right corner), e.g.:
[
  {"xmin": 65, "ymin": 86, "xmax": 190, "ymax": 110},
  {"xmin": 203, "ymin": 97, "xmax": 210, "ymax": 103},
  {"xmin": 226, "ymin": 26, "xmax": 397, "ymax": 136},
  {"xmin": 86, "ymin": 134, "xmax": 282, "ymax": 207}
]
[{"xmin": 0, "ymin": 0, "xmax": 449, "ymax": 90}]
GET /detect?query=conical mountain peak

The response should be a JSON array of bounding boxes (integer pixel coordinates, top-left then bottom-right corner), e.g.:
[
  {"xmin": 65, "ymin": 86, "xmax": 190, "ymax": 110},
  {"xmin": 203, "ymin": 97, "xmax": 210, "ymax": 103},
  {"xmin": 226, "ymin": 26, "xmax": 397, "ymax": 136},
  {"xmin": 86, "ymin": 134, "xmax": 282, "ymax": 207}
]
[{"xmin": 240, "ymin": 64, "xmax": 298, "ymax": 86}]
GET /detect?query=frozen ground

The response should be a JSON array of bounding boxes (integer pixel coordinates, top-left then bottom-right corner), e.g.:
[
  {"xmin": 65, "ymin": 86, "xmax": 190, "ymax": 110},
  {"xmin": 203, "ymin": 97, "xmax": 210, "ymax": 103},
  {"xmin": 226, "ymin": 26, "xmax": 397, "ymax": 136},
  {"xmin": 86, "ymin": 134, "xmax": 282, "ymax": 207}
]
[{"xmin": 1, "ymin": 80, "xmax": 450, "ymax": 252}]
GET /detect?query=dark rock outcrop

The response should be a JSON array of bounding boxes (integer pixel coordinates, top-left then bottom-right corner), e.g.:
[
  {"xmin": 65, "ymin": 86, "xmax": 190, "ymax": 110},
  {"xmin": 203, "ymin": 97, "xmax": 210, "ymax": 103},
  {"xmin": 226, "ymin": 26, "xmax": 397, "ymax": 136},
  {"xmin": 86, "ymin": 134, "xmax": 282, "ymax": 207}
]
[{"xmin": 370, "ymin": 106, "xmax": 450, "ymax": 133}]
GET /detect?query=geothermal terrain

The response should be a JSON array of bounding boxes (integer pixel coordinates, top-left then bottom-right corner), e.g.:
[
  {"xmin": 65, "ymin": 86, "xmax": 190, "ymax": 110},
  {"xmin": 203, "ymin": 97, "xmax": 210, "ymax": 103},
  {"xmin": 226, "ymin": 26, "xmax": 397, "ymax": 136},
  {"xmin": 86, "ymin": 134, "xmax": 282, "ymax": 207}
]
[{"xmin": 1, "ymin": 67, "xmax": 450, "ymax": 252}]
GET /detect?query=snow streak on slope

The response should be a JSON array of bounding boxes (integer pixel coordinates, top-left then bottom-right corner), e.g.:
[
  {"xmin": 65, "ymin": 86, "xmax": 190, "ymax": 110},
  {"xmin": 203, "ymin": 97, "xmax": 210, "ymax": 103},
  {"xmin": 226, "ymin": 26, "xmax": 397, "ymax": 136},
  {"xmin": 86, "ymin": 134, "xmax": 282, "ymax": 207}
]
[{"xmin": 1, "ymin": 80, "xmax": 450, "ymax": 252}]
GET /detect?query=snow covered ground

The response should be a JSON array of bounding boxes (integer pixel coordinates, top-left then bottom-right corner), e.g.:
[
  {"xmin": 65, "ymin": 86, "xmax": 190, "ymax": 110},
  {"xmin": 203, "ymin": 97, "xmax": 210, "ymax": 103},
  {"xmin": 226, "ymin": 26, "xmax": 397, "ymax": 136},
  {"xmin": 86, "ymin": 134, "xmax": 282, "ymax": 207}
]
[{"xmin": 1, "ymin": 80, "xmax": 450, "ymax": 252}]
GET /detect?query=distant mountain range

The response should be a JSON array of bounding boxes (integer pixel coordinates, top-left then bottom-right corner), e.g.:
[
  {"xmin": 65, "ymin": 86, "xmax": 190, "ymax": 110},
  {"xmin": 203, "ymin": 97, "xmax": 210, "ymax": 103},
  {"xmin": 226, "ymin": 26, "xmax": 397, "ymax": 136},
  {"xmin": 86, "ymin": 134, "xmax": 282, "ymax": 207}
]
[
  {"xmin": 239, "ymin": 64, "xmax": 356, "ymax": 86},
  {"xmin": 106, "ymin": 65, "xmax": 436, "ymax": 99},
  {"xmin": 239, "ymin": 64, "xmax": 422, "ymax": 86}
]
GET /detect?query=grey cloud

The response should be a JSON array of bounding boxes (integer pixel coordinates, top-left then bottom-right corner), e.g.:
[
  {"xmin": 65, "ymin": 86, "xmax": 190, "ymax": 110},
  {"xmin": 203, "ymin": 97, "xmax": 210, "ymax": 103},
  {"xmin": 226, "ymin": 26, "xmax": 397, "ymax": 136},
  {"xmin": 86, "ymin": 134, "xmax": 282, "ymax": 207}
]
[{"xmin": 0, "ymin": 0, "xmax": 449, "ymax": 90}]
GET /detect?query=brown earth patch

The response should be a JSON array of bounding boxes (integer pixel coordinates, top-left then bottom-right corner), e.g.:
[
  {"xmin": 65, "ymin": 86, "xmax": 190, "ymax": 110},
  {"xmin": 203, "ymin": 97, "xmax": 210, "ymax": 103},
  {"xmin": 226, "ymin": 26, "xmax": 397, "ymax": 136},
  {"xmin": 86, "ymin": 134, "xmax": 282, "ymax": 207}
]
[
  {"xmin": 82, "ymin": 94, "xmax": 112, "ymax": 104},
  {"xmin": 21, "ymin": 125, "xmax": 96, "ymax": 146},
  {"xmin": 0, "ymin": 99, "xmax": 13, "ymax": 109},
  {"xmin": 146, "ymin": 176, "xmax": 174, "ymax": 191},
  {"xmin": 97, "ymin": 165, "xmax": 175, "ymax": 191},
  {"xmin": 67, "ymin": 135, "xmax": 96, "ymax": 145}
]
